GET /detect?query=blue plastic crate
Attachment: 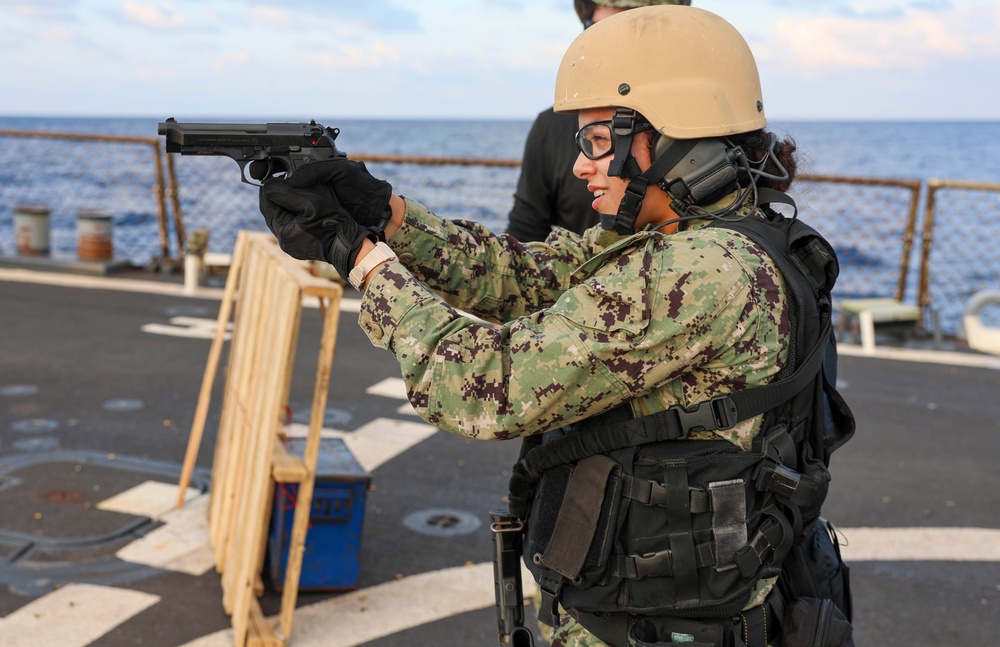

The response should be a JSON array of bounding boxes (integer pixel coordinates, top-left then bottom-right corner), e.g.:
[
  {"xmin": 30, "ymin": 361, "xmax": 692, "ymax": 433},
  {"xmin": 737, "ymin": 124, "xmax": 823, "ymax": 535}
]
[{"xmin": 267, "ymin": 437, "xmax": 370, "ymax": 591}]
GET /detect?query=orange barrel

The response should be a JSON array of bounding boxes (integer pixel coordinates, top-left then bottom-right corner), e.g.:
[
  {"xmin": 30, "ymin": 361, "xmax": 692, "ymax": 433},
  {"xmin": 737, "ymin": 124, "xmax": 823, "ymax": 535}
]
[
  {"xmin": 76, "ymin": 210, "xmax": 114, "ymax": 261},
  {"xmin": 13, "ymin": 206, "xmax": 51, "ymax": 256}
]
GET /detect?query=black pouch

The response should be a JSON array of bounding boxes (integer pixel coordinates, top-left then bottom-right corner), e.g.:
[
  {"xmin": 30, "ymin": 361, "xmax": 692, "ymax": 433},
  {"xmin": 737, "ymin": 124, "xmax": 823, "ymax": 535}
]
[
  {"xmin": 628, "ymin": 616, "xmax": 729, "ymax": 647},
  {"xmin": 781, "ymin": 597, "xmax": 854, "ymax": 647},
  {"xmin": 778, "ymin": 518, "xmax": 852, "ymax": 622}
]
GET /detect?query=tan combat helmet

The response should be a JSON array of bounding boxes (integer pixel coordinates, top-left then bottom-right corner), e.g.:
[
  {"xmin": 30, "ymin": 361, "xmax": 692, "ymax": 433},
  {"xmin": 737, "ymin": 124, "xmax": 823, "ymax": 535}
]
[{"xmin": 555, "ymin": 5, "xmax": 766, "ymax": 140}]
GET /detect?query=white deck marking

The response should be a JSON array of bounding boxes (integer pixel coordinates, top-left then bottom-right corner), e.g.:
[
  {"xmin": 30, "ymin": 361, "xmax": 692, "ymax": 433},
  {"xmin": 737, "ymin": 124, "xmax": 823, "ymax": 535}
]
[
  {"xmin": 285, "ymin": 417, "xmax": 438, "ymax": 473},
  {"xmin": 0, "ymin": 267, "xmax": 226, "ymax": 300},
  {"xmin": 177, "ymin": 562, "xmax": 538, "ymax": 647},
  {"xmin": 365, "ymin": 377, "xmax": 408, "ymax": 400},
  {"xmin": 0, "ymin": 268, "xmax": 364, "ymax": 313},
  {"xmin": 337, "ymin": 296, "xmax": 362, "ymax": 313},
  {"xmin": 838, "ymin": 342, "xmax": 1000, "ymax": 370},
  {"xmin": 0, "ymin": 583, "xmax": 159, "ymax": 647},
  {"xmin": 141, "ymin": 316, "xmax": 232, "ymax": 340},
  {"xmin": 175, "ymin": 526, "xmax": 1000, "ymax": 647},
  {"xmin": 98, "ymin": 481, "xmax": 215, "ymax": 575},
  {"xmin": 97, "ymin": 480, "xmax": 201, "ymax": 517},
  {"xmin": 364, "ymin": 378, "xmax": 420, "ymax": 415},
  {"xmin": 113, "ymin": 495, "xmax": 216, "ymax": 575},
  {"xmin": 396, "ymin": 401, "xmax": 420, "ymax": 416},
  {"xmin": 840, "ymin": 527, "xmax": 1000, "ymax": 561}
]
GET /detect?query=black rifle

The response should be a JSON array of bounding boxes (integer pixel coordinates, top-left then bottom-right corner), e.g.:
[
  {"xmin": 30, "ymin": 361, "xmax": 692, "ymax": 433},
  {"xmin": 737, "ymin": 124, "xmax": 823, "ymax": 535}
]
[
  {"xmin": 157, "ymin": 118, "xmax": 345, "ymax": 185},
  {"xmin": 490, "ymin": 510, "xmax": 535, "ymax": 647}
]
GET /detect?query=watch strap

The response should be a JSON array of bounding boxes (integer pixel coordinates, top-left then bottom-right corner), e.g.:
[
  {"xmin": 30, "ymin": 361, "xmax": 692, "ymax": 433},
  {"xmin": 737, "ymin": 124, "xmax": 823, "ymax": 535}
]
[{"xmin": 349, "ymin": 241, "xmax": 397, "ymax": 290}]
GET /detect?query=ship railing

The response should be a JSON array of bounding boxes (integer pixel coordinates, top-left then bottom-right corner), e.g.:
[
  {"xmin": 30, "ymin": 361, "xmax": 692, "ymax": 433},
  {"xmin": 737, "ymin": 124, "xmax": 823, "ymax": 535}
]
[{"xmin": 0, "ymin": 128, "xmax": 998, "ymax": 340}]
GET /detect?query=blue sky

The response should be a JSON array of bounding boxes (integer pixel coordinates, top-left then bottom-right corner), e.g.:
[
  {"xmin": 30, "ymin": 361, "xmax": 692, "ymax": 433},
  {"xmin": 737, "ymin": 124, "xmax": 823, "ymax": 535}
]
[{"xmin": 1, "ymin": 0, "xmax": 997, "ymax": 121}]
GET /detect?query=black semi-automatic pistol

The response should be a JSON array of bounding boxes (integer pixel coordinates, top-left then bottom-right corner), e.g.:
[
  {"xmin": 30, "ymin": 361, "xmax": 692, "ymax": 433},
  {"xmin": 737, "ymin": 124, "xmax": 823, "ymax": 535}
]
[{"xmin": 157, "ymin": 118, "xmax": 346, "ymax": 185}]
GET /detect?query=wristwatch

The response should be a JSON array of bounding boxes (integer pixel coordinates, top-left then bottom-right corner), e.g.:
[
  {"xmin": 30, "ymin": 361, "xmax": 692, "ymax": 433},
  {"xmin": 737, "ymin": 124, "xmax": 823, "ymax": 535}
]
[{"xmin": 348, "ymin": 241, "xmax": 397, "ymax": 291}]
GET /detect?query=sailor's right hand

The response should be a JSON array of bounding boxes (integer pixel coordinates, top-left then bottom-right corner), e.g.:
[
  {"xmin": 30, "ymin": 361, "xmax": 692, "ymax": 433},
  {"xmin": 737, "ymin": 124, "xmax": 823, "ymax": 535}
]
[{"xmin": 288, "ymin": 158, "xmax": 393, "ymax": 235}]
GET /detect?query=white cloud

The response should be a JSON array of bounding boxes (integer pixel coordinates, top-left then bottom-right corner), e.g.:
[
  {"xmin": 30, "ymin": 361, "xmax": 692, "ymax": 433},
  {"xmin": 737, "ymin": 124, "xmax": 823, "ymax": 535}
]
[
  {"xmin": 213, "ymin": 51, "xmax": 249, "ymax": 73},
  {"xmin": 121, "ymin": 1, "xmax": 188, "ymax": 30},
  {"xmin": 772, "ymin": 6, "xmax": 1000, "ymax": 71},
  {"xmin": 41, "ymin": 25, "xmax": 76, "ymax": 43},
  {"xmin": 251, "ymin": 5, "xmax": 296, "ymax": 30},
  {"xmin": 303, "ymin": 41, "xmax": 403, "ymax": 71},
  {"xmin": 1, "ymin": 1, "xmax": 72, "ymax": 21}
]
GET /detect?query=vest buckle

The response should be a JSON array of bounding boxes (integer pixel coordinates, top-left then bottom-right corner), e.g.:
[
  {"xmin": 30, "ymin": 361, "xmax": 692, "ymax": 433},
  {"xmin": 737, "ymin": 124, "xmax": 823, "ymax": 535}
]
[{"xmin": 675, "ymin": 395, "xmax": 738, "ymax": 435}]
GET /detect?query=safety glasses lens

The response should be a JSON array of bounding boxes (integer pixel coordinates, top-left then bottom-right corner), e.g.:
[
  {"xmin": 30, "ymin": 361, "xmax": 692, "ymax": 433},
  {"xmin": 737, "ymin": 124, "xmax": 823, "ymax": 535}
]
[{"xmin": 576, "ymin": 123, "xmax": 613, "ymax": 160}]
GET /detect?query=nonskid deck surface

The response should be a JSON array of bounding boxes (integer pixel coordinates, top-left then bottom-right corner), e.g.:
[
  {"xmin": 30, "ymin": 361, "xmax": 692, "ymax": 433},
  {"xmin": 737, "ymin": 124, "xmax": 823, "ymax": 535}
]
[{"xmin": 0, "ymin": 270, "xmax": 998, "ymax": 647}]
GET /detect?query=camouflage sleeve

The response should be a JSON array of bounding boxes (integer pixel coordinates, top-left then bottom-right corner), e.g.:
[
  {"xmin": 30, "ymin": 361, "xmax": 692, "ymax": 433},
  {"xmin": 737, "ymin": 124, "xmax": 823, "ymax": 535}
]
[
  {"xmin": 358, "ymin": 203, "xmax": 788, "ymax": 443},
  {"xmin": 383, "ymin": 198, "xmax": 610, "ymax": 323}
]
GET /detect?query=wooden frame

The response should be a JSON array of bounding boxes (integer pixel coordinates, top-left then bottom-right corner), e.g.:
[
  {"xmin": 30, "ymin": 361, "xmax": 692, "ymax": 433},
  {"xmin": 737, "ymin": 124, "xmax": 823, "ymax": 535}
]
[{"xmin": 178, "ymin": 231, "xmax": 343, "ymax": 646}]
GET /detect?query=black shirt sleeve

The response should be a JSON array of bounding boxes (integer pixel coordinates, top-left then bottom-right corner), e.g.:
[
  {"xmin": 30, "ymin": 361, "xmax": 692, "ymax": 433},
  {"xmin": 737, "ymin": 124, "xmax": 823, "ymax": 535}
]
[{"xmin": 506, "ymin": 108, "xmax": 600, "ymax": 242}]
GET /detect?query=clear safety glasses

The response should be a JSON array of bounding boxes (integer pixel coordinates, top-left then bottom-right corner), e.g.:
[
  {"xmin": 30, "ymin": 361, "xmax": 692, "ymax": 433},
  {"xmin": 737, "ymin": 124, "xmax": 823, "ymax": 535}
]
[{"xmin": 574, "ymin": 120, "xmax": 652, "ymax": 160}]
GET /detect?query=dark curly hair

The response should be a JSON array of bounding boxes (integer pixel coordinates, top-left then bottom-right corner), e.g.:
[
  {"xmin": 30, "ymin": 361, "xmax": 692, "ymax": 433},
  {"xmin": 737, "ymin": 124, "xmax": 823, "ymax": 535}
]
[{"xmin": 729, "ymin": 129, "xmax": 798, "ymax": 193}]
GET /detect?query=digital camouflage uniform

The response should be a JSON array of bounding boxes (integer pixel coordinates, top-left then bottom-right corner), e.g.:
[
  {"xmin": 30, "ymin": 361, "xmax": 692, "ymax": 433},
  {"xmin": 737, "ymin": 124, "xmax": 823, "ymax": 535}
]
[{"xmin": 357, "ymin": 194, "xmax": 789, "ymax": 646}]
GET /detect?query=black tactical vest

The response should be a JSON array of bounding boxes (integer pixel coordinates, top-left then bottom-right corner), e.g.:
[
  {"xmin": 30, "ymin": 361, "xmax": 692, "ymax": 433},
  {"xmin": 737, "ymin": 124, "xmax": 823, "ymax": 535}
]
[{"xmin": 507, "ymin": 204, "xmax": 856, "ymax": 645}]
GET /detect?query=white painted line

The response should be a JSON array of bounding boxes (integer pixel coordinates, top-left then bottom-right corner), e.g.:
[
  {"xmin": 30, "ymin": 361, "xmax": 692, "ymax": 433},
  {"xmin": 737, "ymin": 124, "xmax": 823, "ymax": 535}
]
[
  {"xmin": 838, "ymin": 342, "xmax": 1000, "ymax": 370},
  {"xmin": 365, "ymin": 377, "xmax": 408, "ymax": 400},
  {"xmin": 0, "ymin": 267, "xmax": 364, "ymax": 314},
  {"xmin": 98, "ymin": 481, "xmax": 215, "ymax": 575},
  {"xmin": 177, "ymin": 561, "xmax": 538, "ymax": 647},
  {"xmin": 114, "ymin": 495, "xmax": 216, "ymax": 576},
  {"xmin": 300, "ymin": 295, "xmax": 362, "ymax": 312},
  {"xmin": 840, "ymin": 527, "xmax": 1000, "ymax": 562},
  {"xmin": 283, "ymin": 563, "xmax": 498, "ymax": 647},
  {"xmin": 285, "ymin": 417, "xmax": 438, "ymax": 473},
  {"xmin": 0, "ymin": 583, "xmax": 159, "ymax": 647},
  {"xmin": 97, "ymin": 480, "xmax": 202, "ymax": 518},
  {"xmin": 396, "ymin": 402, "xmax": 420, "ymax": 416},
  {"xmin": 141, "ymin": 316, "xmax": 232, "ymax": 340},
  {"xmin": 173, "ymin": 525, "xmax": 1000, "ymax": 647},
  {"xmin": 0, "ymin": 267, "xmax": 226, "ymax": 300}
]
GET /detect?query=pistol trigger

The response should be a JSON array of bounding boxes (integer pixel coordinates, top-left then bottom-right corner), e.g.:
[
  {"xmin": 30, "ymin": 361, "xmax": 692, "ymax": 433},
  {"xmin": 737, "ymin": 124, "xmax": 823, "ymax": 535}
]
[{"xmin": 245, "ymin": 159, "xmax": 272, "ymax": 184}]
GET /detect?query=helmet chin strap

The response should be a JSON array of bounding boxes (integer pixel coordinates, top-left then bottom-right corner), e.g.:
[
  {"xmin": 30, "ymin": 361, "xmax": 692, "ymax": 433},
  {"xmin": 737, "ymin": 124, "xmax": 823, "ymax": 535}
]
[{"xmin": 602, "ymin": 138, "xmax": 699, "ymax": 234}]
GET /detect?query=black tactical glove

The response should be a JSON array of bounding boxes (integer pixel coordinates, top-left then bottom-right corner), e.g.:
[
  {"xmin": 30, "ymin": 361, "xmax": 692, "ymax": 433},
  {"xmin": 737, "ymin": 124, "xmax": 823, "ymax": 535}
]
[
  {"xmin": 287, "ymin": 158, "xmax": 393, "ymax": 236},
  {"xmin": 258, "ymin": 176, "xmax": 374, "ymax": 280}
]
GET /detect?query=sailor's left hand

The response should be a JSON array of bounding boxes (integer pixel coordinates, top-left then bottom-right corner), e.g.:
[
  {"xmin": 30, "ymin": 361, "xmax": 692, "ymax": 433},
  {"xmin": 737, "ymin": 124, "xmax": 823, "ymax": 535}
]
[
  {"xmin": 258, "ymin": 176, "xmax": 373, "ymax": 279},
  {"xmin": 289, "ymin": 157, "xmax": 393, "ymax": 235}
]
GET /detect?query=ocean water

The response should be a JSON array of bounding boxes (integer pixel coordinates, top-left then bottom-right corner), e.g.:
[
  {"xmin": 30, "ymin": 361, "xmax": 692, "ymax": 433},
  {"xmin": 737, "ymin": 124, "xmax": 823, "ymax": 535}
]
[
  {"xmin": 3, "ymin": 115, "xmax": 999, "ymax": 182},
  {"xmin": 1, "ymin": 115, "xmax": 999, "ymax": 336}
]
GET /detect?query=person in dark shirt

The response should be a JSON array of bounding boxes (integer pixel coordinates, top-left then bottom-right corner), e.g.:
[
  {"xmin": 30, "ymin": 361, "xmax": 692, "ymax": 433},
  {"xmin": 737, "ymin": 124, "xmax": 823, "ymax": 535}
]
[{"xmin": 505, "ymin": 0, "xmax": 691, "ymax": 243}]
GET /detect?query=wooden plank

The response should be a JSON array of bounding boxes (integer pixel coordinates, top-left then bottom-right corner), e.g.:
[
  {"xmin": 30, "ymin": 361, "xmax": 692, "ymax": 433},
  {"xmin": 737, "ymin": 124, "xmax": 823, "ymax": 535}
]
[
  {"xmin": 229, "ymin": 268, "xmax": 299, "ymax": 646},
  {"xmin": 271, "ymin": 443, "xmax": 308, "ymax": 483},
  {"xmin": 205, "ymin": 231, "xmax": 247, "ymax": 537},
  {"xmin": 247, "ymin": 596, "xmax": 284, "ymax": 647},
  {"xmin": 216, "ymin": 242, "xmax": 272, "ymax": 579},
  {"xmin": 177, "ymin": 229, "xmax": 247, "ymax": 507},
  {"xmin": 210, "ymin": 233, "xmax": 257, "ymax": 565},
  {"xmin": 251, "ymin": 233, "xmax": 344, "ymax": 297},
  {"xmin": 220, "ymin": 242, "xmax": 274, "ymax": 607},
  {"xmin": 224, "ymin": 247, "xmax": 281, "ymax": 617},
  {"xmin": 278, "ymin": 289, "xmax": 343, "ymax": 637}
]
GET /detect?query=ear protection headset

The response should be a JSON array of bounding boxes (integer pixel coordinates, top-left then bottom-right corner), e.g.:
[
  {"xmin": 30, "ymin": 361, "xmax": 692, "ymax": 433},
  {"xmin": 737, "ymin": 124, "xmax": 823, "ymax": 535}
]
[
  {"xmin": 603, "ymin": 124, "xmax": 745, "ymax": 234},
  {"xmin": 605, "ymin": 128, "xmax": 794, "ymax": 234},
  {"xmin": 651, "ymin": 135, "xmax": 741, "ymax": 205}
]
